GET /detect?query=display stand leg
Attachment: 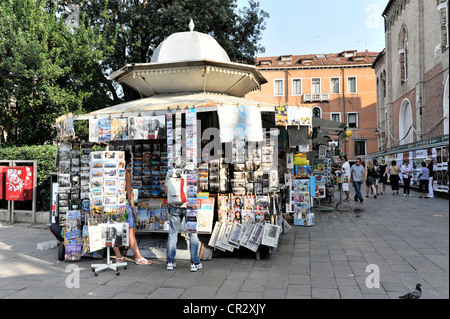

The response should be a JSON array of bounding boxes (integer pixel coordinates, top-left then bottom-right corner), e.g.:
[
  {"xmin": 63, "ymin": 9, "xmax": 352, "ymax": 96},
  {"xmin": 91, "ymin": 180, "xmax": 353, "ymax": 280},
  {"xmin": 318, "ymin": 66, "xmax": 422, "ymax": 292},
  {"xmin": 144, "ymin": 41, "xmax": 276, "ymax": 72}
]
[
  {"xmin": 91, "ymin": 247, "xmax": 127, "ymax": 276},
  {"xmin": 335, "ymin": 183, "xmax": 350, "ymax": 211},
  {"xmin": 255, "ymin": 248, "xmax": 261, "ymax": 260}
]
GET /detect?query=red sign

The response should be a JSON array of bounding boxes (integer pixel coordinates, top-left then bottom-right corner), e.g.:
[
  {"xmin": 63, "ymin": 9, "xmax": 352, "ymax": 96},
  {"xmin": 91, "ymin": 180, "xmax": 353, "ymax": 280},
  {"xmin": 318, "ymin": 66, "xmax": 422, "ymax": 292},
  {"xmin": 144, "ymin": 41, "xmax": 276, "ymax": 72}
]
[
  {"xmin": 0, "ymin": 167, "xmax": 7, "ymax": 200},
  {"xmin": 5, "ymin": 166, "xmax": 33, "ymax": 201}
]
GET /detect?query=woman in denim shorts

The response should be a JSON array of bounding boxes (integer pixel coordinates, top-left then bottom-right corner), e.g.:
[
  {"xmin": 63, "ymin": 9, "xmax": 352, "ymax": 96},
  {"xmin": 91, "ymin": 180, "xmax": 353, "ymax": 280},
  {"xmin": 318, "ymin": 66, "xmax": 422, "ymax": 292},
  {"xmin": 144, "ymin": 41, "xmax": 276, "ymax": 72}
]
[{"xmin": 113, "ymin": 151, "xmax": 151, "ymax": 265}]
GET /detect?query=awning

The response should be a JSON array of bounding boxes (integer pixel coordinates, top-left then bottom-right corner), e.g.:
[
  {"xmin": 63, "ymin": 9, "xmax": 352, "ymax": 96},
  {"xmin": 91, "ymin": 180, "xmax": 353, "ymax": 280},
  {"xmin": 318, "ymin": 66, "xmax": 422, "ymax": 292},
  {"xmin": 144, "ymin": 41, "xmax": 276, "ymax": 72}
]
[
  {"xmin": 311, "ymin": 117, "xmax": 347, "ymax": 144},
  {"xmin": 74, "ymin": 92, "xmax": 275, "ymax": 121}
]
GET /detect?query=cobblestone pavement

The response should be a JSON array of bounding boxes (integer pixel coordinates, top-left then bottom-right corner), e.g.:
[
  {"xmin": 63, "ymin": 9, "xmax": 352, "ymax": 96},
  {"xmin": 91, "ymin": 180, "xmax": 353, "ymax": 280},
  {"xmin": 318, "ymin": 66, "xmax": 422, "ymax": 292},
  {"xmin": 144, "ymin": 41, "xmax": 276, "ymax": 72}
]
[{"xmin": 0, "ymin": 187, "xmax": 448, "ymax": 300}]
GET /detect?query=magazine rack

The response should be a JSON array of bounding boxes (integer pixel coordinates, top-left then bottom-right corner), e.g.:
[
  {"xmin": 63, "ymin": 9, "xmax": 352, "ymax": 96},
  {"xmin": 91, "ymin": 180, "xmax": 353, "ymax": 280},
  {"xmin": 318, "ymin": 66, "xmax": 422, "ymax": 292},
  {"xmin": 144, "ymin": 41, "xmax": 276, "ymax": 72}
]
[{"xmin": 91, "ymin": 246, "xmax": 127, "ymax": 276}]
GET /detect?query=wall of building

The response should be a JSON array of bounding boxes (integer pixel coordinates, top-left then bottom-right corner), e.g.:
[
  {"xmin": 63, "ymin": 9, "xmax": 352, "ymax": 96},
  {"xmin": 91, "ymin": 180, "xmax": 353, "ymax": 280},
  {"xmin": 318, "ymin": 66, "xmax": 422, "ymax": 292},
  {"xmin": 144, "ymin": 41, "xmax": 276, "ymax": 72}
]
[
  {"xmin": 376, "ymin": 0, "xmax": 449, "ymax": 151},
  {"xmin": 245, "ymin": 53, "xmax": 378, "ymax": 160}
]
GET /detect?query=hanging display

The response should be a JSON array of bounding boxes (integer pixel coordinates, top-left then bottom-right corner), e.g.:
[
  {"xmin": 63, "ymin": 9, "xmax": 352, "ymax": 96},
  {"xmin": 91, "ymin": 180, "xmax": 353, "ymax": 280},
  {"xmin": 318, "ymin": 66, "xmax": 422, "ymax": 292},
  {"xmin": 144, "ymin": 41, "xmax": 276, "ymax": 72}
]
[
  {"xmin": 88, "ymin": 116, "xmax": 167, "ymax": 143},
  {"xmin": 217, "ymin": 104, "xmax": 263, "ymax": 143},
  {"xmin": 293, "ymin": 179, "xmax": 314, "ymax": 226},
  {"xmin": 86, "ymin": 150, "xmax": 130, "ymax": 252},
  {"xmin": 185, "ymin": 107, "xmax": 198, "ymax": 233}
]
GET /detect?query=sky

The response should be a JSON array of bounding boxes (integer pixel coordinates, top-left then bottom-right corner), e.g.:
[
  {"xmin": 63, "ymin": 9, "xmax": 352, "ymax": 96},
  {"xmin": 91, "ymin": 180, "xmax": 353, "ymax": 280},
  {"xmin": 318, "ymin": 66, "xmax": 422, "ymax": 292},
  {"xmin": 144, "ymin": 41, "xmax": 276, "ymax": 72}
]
[{"xmin": 236, "ymin": 0, "xmax": 390, "ymax": 57}]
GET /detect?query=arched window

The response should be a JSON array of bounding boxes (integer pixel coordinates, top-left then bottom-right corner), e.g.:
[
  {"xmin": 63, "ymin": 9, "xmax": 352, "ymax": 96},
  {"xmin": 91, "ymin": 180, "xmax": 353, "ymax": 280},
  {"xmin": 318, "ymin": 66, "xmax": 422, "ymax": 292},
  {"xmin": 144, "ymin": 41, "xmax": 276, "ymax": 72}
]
[
  {"xmin": 399, "ymin": 98, "xmax": 413, "ymax": 145},
  {"xmin": 399, "ymin": 27, "xmax": 408, "ymax": 83},
  {"xmin": 312, "ymin": 106, "xmax": 322, "ymax": 118}
]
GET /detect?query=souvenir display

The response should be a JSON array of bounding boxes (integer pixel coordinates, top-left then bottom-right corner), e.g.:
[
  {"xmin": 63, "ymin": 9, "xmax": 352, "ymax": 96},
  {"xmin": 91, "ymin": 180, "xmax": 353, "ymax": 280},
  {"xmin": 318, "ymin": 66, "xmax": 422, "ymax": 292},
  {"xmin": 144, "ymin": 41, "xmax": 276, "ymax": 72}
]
[
  {"xmin": 185, "ymin": 108, "xmax": 198, "ymax": 233},
  {"xmin": 311, "ymin": 159, "xmax": 329, "ymax": 199},
  {"xmin": 89, "ymin": 116, "xmax": 167, "ymax": 143},
  {"xmin": 197, "ymin": 197, "xmax": 214, "ymax": 233},
  {"xmin": 64, "ymin": 210, "xmax": 82, "ymax": 261},
  {"xmin": 54, "ymin": 98, "xmax": 323, "ymax": 263},
  {"xmin": 166, "ymin": 110, "xmax": 174, "ymax": 177},
  {"xmin": 135, "ymin": 200, "xmax": 169, "ymax": 231},
  {"xmin": 293, "ymin": 179, "xmax": 314, "ymax": 226},
  {"xmin": 89, "ymin": 151, "xmax": 126, "ymax": 220}
]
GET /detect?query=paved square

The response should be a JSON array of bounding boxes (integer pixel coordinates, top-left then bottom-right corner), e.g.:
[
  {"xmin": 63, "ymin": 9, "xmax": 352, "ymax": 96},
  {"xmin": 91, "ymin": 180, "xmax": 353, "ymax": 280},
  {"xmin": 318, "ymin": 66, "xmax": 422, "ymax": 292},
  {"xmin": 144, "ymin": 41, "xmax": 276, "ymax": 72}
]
[{"xmin": 0, "ymin": 188, "xmax": 448, "ymax": 299}]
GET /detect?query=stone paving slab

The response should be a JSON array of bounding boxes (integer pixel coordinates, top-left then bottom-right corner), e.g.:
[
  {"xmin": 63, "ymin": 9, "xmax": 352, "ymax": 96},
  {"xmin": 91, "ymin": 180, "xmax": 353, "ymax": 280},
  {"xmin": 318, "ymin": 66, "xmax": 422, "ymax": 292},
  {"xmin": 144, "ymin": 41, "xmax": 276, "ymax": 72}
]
[{"xmin": 0, "ymin": 187, "xmax": 448, "ymax": 300}]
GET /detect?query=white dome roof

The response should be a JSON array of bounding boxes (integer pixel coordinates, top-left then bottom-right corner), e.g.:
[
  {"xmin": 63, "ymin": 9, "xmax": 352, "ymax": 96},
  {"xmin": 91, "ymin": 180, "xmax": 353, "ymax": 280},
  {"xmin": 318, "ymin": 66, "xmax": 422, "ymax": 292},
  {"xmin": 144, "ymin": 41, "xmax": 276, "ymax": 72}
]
[{"xmin": 151, "ymin": 30, "xmax": 231, "ymax": 64}]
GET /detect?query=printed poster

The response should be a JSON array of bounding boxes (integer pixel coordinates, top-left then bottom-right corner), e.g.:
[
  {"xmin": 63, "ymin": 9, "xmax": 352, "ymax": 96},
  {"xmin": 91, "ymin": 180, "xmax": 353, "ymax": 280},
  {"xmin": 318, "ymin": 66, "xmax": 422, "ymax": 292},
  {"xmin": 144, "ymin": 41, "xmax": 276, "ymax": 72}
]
[{"xmin": 217, "ymin": 104, "xmax": 263, "ymax": 143}]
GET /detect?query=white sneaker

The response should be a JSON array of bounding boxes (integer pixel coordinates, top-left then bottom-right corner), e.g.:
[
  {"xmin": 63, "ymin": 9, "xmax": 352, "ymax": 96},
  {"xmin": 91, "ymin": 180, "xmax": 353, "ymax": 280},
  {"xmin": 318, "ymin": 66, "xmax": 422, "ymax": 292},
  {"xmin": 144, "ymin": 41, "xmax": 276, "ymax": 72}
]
[
  {"xmin": 195, "ymin": 263, "xmax": 203, "ymax": 270},
  {"xmin": 403, "ymin": 194, "xmax": 406, "ymax": 196},
  {"xmin": 167, "ymin": 262, "xmax": 176, "ymax": 271},
  {"xmin": 190, "ymin": 263, "xmax": 198, "ymax": 272}
]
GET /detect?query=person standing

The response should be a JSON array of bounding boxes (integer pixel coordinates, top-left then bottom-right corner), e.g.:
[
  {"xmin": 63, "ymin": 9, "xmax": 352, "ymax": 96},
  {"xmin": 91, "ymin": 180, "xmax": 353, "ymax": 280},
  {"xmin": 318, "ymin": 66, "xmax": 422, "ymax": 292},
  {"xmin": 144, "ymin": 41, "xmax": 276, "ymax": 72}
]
[
  {"xmin": 165, "ymin": 167, "xmax": 202, "ymax": 272},
  {"xmin": 419, "ymin": 162, "xmax": 430, "ymax": 199},
  {"xmin": 365, "ymin": 160, "xmax": 378, "ymax": 198},
  {"xmin": 350, "ymin": 158, "xmax": 365, "ymax": 203},
  {"xmin": 389, "ymin": 160, "xmax": 401, "ymax": 195},
  {"xmin": 378, "ymin": 158, "xmax": 388, "ymax": 195},
  {"xmin": 426, "ymin": 157, "xmax": 434, "ymax": 198},
  {"xmin": 341, "ymin": 155, "xmax": 351, "ymax": 202},
  {"xmin": 113, "ymin": 150, "xmax": 152, "ymax": 265},
  {"xmin": 401, "ymin": 159, "xmax": 413, "ymax": 196}
]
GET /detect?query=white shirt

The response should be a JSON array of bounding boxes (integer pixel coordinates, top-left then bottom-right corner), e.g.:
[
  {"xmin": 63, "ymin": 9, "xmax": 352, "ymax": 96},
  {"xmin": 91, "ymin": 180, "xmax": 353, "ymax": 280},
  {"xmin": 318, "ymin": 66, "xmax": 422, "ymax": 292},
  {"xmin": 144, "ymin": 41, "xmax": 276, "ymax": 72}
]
[
  {"xmin": 342, "ymin": 161, "xmax": 351, "ymax": 179},
  {"xmin": 401, "ymin": 163, "xmax": 413, "ymax": 179}
]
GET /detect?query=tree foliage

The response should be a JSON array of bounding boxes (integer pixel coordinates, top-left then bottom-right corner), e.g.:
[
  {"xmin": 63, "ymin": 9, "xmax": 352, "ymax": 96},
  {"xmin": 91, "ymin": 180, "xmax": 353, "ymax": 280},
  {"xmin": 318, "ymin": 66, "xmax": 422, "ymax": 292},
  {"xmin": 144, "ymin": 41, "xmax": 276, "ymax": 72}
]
[
  {"xmin": 0, "ymin": 0, "xmax": 113, "ymax": 146},
  {"xmin": 0, "ymin": 0, "xmax": 268, "ymax": 146},
  {"xmin": 56, "ymin": 0, "xmax": 269, "ymax": 102}
]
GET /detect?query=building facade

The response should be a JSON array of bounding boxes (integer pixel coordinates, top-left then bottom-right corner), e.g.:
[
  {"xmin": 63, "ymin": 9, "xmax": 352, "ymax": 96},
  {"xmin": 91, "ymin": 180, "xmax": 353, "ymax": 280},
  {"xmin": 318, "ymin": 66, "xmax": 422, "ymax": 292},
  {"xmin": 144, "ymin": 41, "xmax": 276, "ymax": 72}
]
[
  {"xmin": 371, "ymin": 0, "xmax": 449, "ymax": 193},
  {"xmin": 244, "ymin": 50, "xmax": 379, "ymax": 160}
]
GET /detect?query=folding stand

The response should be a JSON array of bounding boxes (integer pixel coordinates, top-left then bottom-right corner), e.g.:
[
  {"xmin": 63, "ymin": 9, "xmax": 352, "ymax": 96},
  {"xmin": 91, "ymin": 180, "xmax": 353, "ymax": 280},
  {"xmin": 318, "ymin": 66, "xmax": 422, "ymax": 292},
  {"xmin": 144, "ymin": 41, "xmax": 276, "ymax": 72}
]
[
  {"xmin": 335, "ymin": 170, "xmax": 351, "ymax": 211},
  {"xmin": 91, "ymin": 246, "xmax": 127, "ymax": 276}
]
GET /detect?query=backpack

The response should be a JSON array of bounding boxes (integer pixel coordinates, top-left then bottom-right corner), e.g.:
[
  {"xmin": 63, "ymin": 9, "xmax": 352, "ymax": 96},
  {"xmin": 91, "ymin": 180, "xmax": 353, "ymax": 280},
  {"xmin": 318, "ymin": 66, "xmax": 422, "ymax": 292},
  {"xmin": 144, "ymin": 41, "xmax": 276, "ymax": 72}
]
[{"xmin": 166, "ymin": 173, "xmax": 187, "ymax": 206}]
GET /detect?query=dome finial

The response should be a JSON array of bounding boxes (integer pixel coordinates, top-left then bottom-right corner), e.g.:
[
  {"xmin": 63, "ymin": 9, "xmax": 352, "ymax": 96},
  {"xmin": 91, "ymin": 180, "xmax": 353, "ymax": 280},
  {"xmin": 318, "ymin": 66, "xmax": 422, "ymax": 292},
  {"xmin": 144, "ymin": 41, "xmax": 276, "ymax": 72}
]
[{"xmin": 189, "ymin": 19, "xmax": 195, "ymax": 32}]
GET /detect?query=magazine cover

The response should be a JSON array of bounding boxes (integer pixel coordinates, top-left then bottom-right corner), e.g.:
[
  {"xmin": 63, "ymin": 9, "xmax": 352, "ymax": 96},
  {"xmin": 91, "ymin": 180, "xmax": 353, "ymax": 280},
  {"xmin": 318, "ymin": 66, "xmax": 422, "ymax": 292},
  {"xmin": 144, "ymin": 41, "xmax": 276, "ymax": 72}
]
[
  {"xmin": 128, "ymin": 117, "xmax": 145, "ymax": 140},
  {"xmin": 145, "ymin": 115, "xmax": 166, "ymax": 139},
  {"xmin": 65, "ymin": 243, "xmax": 82, "ymax": 261},
  {"xmin": 275, "ymin": 105, "xmax": 287, "ymax": 126},
  {"xmin": 197, "ymin": 198, "xmax": 214, "ymax": 233},
  {"xmin": 111, "ymin": 118, "xmax": 128, "ymax": 141},
  {"xmin": 98, "ymin": 119, "xmax": 111, "ymax": 141}
]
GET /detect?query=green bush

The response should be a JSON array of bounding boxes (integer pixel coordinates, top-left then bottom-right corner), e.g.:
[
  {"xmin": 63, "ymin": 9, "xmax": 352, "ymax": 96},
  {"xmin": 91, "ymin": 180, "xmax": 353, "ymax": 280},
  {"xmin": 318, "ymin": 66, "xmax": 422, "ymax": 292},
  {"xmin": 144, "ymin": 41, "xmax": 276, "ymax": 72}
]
[{"xmin": 0, "ymin": 144, "xmax": 57, "ymax": 211}]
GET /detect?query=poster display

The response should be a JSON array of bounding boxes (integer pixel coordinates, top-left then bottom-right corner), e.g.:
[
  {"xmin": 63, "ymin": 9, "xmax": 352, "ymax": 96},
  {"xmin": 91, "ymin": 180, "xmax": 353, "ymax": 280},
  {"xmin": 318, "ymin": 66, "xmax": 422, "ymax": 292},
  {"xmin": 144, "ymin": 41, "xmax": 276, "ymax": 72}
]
[
  {"xmin": 197, "ymin": 197, "xmax": 215, "ymax": 233},
  {"xmin": 293, "ymin": 179, "xmax": 314, "ymax": 226},
  {"xmin": 217, "ymin": 104, "xmax": 263, "ymax": 143},
  {"xmin": 89, "ymin": 116, "xmax": 167, "ymax": 142},
  {"xmin": 87, "ymin": 151, "xmax": 130, "ymax": 251},
  {"xmin": 186, "ymin": 108, "xmax": 198, "ymax": 233}
]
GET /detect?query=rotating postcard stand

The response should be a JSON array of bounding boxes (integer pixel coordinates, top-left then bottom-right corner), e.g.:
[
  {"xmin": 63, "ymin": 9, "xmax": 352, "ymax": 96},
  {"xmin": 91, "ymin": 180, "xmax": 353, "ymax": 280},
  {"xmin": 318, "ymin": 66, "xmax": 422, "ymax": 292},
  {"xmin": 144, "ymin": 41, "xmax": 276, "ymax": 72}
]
[{"xmin": 90, "ymin": 224, "xmax": 127, "ymax": 276}]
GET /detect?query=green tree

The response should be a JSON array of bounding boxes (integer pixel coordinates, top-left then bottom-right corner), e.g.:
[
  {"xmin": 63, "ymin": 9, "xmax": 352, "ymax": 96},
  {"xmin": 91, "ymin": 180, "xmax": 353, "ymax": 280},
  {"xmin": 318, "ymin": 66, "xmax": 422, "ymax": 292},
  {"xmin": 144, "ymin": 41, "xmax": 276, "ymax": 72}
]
[
  {"xmin": 0, "ymin": 0, "xmax": 268, "ymax": 146},
  {"xmin": 0, "ymin": 0, "xmax": 113, "ymax": 146},
  {"xmin": 57, "ymin": 0, "xmax": 269, "ymax": 103}
]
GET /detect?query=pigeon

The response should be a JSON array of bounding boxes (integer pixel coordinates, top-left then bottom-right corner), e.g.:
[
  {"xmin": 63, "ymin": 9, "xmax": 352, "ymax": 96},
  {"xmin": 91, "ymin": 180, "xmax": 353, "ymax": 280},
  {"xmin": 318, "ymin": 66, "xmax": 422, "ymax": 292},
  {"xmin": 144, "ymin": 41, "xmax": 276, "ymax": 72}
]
[{"xmin": 399, "ymin": 283, "xmax": 422, "ymax": 299}]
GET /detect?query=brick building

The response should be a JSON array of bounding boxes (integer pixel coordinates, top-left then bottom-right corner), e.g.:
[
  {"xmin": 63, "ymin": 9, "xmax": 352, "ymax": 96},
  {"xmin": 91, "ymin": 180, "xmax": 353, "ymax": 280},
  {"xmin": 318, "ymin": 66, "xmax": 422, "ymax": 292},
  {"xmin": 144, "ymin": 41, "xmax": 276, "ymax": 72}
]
[
  {"xmin": 370, "ymin": 0, "xmax": 449, "ymax": 193},
  {"xmin": 373, "ymin": 0, "xmax": 449, "ymax": 150},
  {"xmin": 244, "ymin": 50, "xmax": 379, "ymax": 161}
]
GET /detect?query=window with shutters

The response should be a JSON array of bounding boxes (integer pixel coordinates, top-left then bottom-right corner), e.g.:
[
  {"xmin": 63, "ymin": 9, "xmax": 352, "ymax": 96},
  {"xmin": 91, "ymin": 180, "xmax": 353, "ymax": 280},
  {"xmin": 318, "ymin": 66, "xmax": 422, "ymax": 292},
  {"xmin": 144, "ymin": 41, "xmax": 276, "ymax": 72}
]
[
  {"xmin": 312, "ymin": 78, "xmax": 321, "ymax": 94},
  {"xmin": 274, "ymin": 79, "xmax": 284, "ymax": 96},
  {"xmin": 348, "ymin": 77, "xmax": 357, "ymax": 93},
  {"xmin": 331, "ymin": 78, "xmax": 340, "ymax": 93},
  {"xmin": 347, "ymin": 112, "xmax": 358, "ymax": 128},
  {"xmin": 292, "ymin": 79, "xmax": 302, "ymax": 95}
]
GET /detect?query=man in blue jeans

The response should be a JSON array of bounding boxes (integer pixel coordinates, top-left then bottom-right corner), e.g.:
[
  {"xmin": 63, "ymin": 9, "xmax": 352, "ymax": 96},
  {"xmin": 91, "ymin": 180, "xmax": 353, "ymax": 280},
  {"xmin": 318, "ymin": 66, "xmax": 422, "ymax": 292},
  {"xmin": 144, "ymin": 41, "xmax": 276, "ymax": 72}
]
[
  {"xmin": 166, "ymin": 204, "xmax": 202, "ymax": 272},
  {"xmin": 350, "ymin": 158, "xmax": 365, "ymax": 203}
]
